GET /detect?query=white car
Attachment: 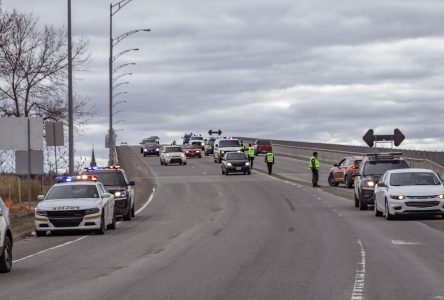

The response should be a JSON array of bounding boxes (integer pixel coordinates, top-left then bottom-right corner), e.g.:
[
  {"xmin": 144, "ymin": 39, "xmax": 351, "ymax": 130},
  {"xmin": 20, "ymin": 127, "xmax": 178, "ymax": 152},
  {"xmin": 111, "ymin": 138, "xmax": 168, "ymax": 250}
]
[
  {"xmin": 35, "ymin": 176, "xmax": 116, "ymax": 236},
  {"xmin": 213, "ymin": 138, "xmax": 242, "ymax": 163},
  {"xmin": 160, "ymin": 145, "xmax": 187, "ymax": 166},
  {"xmin": 189, "ymin": 135, "xmax": 205, "ymax": 150},
  {"xmin": 0, "ymin": 197, "xmax": 12, "ymax": 273},
  {"xmin": 374, "ymin": 168, "xmax": 444, "ymax": 220}
]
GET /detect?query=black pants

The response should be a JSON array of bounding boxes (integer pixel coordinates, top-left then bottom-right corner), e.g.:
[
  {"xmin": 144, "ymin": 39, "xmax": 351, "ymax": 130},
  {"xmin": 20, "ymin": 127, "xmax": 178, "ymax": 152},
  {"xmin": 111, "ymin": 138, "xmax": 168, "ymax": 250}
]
[
  {"xmin": 267, "ymin": 162, "xmax": 273, "ymax": 175},
  {"xmin": 249, "ymin": 156, "xmax": 254, "ymax": 169},
  {"xmin": 311, "ymin": 169, "xmax": 319, "ymax": 186}
]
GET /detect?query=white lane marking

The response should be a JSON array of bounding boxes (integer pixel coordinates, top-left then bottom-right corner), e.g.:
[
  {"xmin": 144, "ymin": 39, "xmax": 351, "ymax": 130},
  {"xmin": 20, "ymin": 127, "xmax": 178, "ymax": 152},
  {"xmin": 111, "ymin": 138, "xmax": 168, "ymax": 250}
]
[
  {"xmin": 13, "ymin": 236, "xmax": 88, "ymax": 263},
  {"xmin": 351, "ymin": 239, "xmax": 366, "ymax": 300},
  {"xmin": 391, "ymin": 240, "xmax": 422, "ymax": 245},
  {"xmin": 13, "ymin": 187, "xmax": 156, "ymax": 264}
]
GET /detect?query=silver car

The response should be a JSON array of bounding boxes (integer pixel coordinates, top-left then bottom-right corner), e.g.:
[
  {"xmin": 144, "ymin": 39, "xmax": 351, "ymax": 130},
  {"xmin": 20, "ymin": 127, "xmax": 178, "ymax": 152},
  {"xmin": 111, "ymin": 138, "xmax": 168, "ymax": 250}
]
[{"xmin": 0, "ymin": 197, "xmax": 12, "ymax": 273}]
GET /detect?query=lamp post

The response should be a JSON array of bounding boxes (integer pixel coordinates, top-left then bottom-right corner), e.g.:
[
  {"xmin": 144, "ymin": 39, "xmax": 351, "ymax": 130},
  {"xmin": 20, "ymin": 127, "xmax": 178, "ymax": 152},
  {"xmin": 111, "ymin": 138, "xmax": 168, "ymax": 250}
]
[
  {"xmin": 108, "ymin": 0, "xmax": 150, "ymax": 165},
  {"xmin": 67, "ymin": 0, "xmax": 74, "ymax": 174}
]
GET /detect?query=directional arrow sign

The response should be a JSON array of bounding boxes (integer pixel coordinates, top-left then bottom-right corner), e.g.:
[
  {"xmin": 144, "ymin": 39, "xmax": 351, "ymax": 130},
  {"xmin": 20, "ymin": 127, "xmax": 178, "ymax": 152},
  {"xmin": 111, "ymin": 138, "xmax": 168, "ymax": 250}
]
[
  {"xmin": 363, "ymin": 128, "xmax": 405, "ymax": 147},
  {"xmin": 393, "ymin": 128, "xmax": 405, "ymax": 146},
  {"xmin": 208, "ymin": 129, "xmax": 222, "ymax": 136},
  {"xmin": 363, "ymin": 129, "xmax": 374, "ymax": 147}
]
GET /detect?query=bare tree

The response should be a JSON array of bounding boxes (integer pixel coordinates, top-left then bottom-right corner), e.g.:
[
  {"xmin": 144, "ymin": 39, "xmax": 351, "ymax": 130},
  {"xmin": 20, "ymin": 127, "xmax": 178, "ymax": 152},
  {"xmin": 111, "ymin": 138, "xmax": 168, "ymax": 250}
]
[{"xmin": 0, "ymin": 9, "xmax": 92, "ymax": 124}]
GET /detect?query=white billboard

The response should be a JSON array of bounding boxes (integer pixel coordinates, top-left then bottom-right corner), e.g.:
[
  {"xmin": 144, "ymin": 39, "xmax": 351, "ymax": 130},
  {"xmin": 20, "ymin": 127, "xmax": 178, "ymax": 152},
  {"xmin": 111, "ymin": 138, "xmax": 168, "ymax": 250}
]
[{"xmin": 0, "ymin": 117, "xmax": 43, "ymax": 150}]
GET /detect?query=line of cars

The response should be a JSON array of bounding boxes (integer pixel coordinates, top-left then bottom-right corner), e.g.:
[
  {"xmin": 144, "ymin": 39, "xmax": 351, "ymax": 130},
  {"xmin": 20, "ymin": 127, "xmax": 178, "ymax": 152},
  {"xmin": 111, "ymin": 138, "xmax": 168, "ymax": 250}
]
[{"xmin": 328, "ymin": 152, "xmax": 444, "ymax": 220}]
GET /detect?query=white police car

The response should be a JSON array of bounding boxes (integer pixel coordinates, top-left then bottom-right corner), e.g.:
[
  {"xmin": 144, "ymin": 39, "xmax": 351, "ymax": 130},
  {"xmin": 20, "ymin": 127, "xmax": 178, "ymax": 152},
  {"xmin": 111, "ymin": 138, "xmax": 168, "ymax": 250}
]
[
  {"xmin": 0, "ymin": 197, "xmax": 12, "ymax": 273},
  {"xmin": 35, "ymin": 175, "xmax": 116, "ymax": 236}
]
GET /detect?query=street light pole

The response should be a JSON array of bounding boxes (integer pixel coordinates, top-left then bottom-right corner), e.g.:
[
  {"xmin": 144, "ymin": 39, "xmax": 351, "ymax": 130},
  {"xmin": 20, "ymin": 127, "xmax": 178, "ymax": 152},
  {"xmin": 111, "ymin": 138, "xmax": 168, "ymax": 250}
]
[{"xmin": 68, "ymin": 0, "xmax": 74, "ymax": 174}]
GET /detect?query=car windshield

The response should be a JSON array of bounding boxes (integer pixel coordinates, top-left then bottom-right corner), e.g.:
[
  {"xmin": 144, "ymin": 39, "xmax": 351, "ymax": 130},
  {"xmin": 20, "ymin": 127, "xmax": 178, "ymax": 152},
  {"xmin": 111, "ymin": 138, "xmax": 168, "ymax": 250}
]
[
  {"xmin": 46, "ymin": 185, "xmax": 99, "ymax": 199},
  {"xmin": 390, "ymin": 172, "xmax": 441, "ymax": 186},
  {"xmin": 142, "ymin": 138, "xmax": 156, "ymax": 144},
  {"xmin": 87, "ymin": 172, "xmax": 126, "ymax": 186},
  {"xmin": 190, "ymin": 136, "xmax": 203, "ymax": 140},
  {"xmin": 145, "ymin": 143, "xmax": 158, "ymax": 148},
  {"xmin": 257, "ymin": 140, "xmax": 271, "ymax": 145},
  {"xmin": 363, "ymin": 160, "xmax": 409, "ymax": 176},
  {"xmin": 207, "ymin": 140, "xmax": 215, "ymax": 145},
  {"xmin": 165, "ymin": 146, "xmax": 182, "ymax": 153},
  {"xmin": 219, "ymin": 140, "xmax": 240, "ymax": 147},
  {"xmin": 226, "ymin": 153, "xmax": 247, "ymax": 160}
]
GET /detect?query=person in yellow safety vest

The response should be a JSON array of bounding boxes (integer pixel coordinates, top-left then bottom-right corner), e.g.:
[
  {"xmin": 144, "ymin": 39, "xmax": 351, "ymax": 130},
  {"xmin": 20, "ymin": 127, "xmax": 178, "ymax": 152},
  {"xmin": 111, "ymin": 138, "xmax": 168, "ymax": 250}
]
[
  {"xmin": 265, "ymin": 151, "xmax": 275, "ymax": 175},
  {"xmin": 247, "ymin": 144, "xmax": 255, "ymax": 169},
  {"xmin": 171, "ymin": 140, "xmax": 176, "ymax": 145},
  {"xmin": 309, "ymin": 151, "xmax": 320, "ymax": 187},
  {"xmin": 240, "ymin": 140, "xmax": 246, "ymax": 152}
]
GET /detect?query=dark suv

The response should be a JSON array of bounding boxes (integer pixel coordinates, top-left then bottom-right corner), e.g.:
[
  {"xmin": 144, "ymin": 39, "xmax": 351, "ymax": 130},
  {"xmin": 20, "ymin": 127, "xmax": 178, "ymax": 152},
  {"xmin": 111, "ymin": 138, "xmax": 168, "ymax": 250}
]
[
  {"xmin": 81, "ymin": 167, "xmax": 136, "ymax": 220},
  {"xmin": 354, "ymin": 153, "xmax": 409, "ymax": 210}
]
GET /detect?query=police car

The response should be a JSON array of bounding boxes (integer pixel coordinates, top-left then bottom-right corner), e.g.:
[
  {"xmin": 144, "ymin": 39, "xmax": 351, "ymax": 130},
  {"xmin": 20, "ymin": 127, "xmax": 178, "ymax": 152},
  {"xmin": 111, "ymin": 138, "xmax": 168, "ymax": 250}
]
[
  {"xmin": 34, "ymin": 175, "xmax": 116, "ymax": 236},
  {"xmin": 0, "ymin": 197, "xmax": 12, "ymax": 273},
  {"xmin": 213, "ymin": 137, "xmax": 242, "ymax": 163}
]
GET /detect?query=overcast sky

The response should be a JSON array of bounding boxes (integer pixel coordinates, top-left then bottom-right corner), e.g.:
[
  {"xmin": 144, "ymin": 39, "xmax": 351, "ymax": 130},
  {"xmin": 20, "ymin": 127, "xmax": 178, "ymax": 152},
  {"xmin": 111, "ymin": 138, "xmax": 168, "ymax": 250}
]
[{"xmin": 3, "ymin": 0, "xmax": 444, "ymax": 166}]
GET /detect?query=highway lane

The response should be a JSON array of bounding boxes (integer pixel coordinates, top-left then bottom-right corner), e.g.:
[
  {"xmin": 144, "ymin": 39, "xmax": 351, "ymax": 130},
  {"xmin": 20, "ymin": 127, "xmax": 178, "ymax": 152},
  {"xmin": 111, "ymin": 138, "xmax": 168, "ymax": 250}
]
[{"xmin": 1, "ymin": 146, "xmax": 444, "ymax": 299}]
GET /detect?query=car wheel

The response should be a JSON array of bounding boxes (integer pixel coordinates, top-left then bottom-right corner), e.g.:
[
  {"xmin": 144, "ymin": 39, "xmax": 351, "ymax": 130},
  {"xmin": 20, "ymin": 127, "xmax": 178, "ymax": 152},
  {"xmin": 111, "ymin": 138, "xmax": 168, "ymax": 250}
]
[
  {"xmin": 225, "ymin": 170, "xmax": 229, "ymax": 176},
  {"xmin": 328, "ymin": 174, "xmax": 339, "ymax": 187},
  {"xmin": 345, "ymin": 174, "xmax": 353, "ymax": 188},
  {"xmin": 248, "ymin": 171, "xmax": 251, "ymax": 175},
  {"xmin": 107, "ymin": 210, "xmax": 117, "ymax": 230},
  {"xmin": 359, "ymin": 195, "xmax": 367, "ymax": 211},
  {"xmin": 0, "ymin": 235, "xmax": 12, "ymax": 273},
  {"xmin": 164, "ymin": 162, "xmax": 168, "ymax": 166},
  {"xmin": 374, "ymin": 201, "xmax": 383, "ymax": 217},
  {"xmin": 143, "ymin": 153, "xmax": 147, "ymax": 157},
  {"xmin": 354, "ymin": 193, "xmax": 359, "ymax": 208},
  {"xmin": 131, "ymin": 203, "xmax": 135, "ymax": 218},
  {"xmin": 180, "ymin": 162, "xmax": 183, "ymax": 165},
  {"xmin": 221, "ymin": 168, "xmax": 225, "ymax": 174},
  {"xmin": 123, "ymin": 205, "xmax": 132, "ymax": 221},
  {"xmin": 35, "ymin": 230, "xmax": 46, "ymax": 237},
  {"xmin": 160, "ymin": 159, "xmax": 163, "ymax": 165},
  {"xmin": 95, "ymin": 215, "xmax": 106, "ymax": 234},
  {"xmin": 385, "ymin": 200, "xmax": 394, "ymax": 220}
]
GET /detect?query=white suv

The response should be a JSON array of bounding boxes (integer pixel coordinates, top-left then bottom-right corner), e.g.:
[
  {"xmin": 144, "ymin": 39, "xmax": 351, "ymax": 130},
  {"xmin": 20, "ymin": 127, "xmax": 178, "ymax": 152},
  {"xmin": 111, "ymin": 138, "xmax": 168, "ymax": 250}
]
[
  {"xmin": 160, "ymin": 146, "xmax": 187, "ymax": 166},
  {"xmin": 0, "ymin": 197, "xmax": 12, "ymax": 273},
  {"xmin": 213, "ymin": 138, "xmax": 242, "ymax": 163}
]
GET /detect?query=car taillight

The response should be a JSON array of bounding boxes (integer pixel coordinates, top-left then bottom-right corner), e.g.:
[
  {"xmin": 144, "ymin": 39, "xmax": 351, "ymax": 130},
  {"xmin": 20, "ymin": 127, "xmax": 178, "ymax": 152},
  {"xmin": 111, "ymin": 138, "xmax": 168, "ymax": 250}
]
[{"xmin": 351, "ymin": 165, "xmax": 358, "ymax": 170}]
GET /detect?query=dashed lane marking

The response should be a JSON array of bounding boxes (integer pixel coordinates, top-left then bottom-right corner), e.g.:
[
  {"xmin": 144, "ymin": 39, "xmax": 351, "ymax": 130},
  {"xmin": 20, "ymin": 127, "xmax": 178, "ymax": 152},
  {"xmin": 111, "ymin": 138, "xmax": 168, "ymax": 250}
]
[{"xmin": 391, "ymin": 240, "xmax": 422, "ymax": 245}]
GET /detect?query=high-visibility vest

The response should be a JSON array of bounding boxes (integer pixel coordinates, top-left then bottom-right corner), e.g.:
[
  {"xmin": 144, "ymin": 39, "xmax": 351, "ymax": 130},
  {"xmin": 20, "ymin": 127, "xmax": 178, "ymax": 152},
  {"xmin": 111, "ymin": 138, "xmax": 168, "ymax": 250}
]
[
  {"xmin": 248, "ymin": 147, "xmax": 255, "ymax": 157},
  {"xmin": 309, "ymin": 156, "xmax": 320, "ymax": 170},
  {"xmin": 266, "ymin": 152, "xmax": 274, "ymax": 163}
]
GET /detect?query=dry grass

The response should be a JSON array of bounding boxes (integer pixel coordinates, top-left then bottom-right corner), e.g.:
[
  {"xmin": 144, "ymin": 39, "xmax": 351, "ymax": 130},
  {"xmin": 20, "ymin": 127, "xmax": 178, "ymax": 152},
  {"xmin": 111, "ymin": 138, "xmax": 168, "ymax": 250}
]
[{"xmin": 0, "ymin": 174, "xmax": 52, "ymax": 204}]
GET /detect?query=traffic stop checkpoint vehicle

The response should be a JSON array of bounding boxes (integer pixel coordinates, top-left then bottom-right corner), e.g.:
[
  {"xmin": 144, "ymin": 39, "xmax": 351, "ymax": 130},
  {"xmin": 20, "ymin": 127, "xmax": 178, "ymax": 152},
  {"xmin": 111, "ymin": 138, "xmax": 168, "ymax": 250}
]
[
  {"xmin": 213, "ymin": 138, "xmax": 242, "ymax": 163},
  {"xmin": 0, "ymin": 197, "xmax": 12, "ymax": 273},
  {"xmin": 81, "ymin": 166, "xmax": 136, "ymax": 221},
  {"xmin": 354, "ymin": 152, "xmax": 409, "ymax": 210},
  {"xmin": 34, "ymin": 175, "xmax": 116, "ymax": 236},
  {"xmin": 328, "ymin": 156, "xmax": 364, "ymax": 188}
]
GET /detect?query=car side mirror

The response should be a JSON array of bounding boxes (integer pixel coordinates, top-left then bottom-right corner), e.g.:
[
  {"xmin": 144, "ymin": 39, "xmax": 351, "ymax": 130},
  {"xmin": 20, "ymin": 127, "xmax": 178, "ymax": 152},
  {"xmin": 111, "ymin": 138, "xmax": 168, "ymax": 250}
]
[
  {"xmin": 128, "ymin": 181, "xmax": 135, "ymax": 186},
  {"xmin": 37, "ymin": 195, "xmax": 45, "ymax": 202},
  {"xmin": 333, "ymin": 163, "xmax": 338, "ymax": 167},
  {"xmin": 0, "ymin": 207, "xmax": 3, "ymax": 217},
  {"xmin": 377, "ymin": 182, "xmax": 386, "ymax": 188},
  {"xmin": 102, "ymin": 192, "xmax": 112, "ymax": 198},
  {"xmin": 215, "ymin": 144, "xmax": 218, "ymax": 147}
]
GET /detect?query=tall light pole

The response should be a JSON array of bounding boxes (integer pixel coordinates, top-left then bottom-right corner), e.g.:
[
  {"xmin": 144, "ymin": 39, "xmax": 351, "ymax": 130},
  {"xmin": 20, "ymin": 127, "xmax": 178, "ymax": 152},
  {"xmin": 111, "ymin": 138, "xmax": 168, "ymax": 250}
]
[
  {"xmin": 108, "ymin": 0, "xmax": 150, "ymax": 165},
  {"xmin": 68, "ymin": 0, "xmax": 74, "ymax": 174}
]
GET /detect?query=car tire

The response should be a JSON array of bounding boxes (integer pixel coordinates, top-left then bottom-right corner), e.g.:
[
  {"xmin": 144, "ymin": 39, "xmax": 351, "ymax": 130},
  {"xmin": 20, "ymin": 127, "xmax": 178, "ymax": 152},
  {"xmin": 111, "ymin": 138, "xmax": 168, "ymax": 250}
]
[
  {"xmin": 385, "ymin": 200, "xmax": 394, "ymax": 220},
  {"xmin": 131, "ymin": 203, "xmax": 135, "ymax": 218},
  {"xmin": 225, "ymin": 170, "xmax": 229, "ymax": 176},
  {"xmin": 345, "ymin": 174, "xmax": 353, "ymax": 188},
  {"xmin": 0, "ymin": 235, "xmax": 12, "ymax": 273},
  {"xmin": 164, "ymin": 162, "xmax": 168, "ymax": 166},
  {"xmin": 359, "ymin": 195, "xmax": 367, "ymax": 211},
  {"xmin": 183, "ymin": 162, "xmax": 187, "ymax": 165},
  {"xmin": 95, "ymin": 215, "xmax": 106, "ymax": 234},
  {"xmin": 221, "ymin": 168, "xmax": 225, "ymax": 174},
  {"xmin": 107, "ymin": 211, "xmax": 117, "ymax": 230},
  {"xmin": 143, "ymin": 153, "xmax": 147, "ymax": 157},
  {"xmin": 123, "ymin": 205, "xmax": 132, "ymax": 221},
  {"xmin": 248, "ymin": 171, "xmax": 251, "ymax": 175},
  {"xmin": 354, "ymin": 192, "xmax": 359, "ymax": 208},
  {"xmin": 35, "ymin": 230, "xmax": 46, "ymax": 237},
  {"xmin": 374, "ymin": 201, "xmax": 383, "ymax": 217},
  {"xmin": 328, "ymin": 174, "xmax": 339, "ymax": 187},
  {"xmin": 180, "ymin": 162, "xmax": 183, "ymax": 165}
]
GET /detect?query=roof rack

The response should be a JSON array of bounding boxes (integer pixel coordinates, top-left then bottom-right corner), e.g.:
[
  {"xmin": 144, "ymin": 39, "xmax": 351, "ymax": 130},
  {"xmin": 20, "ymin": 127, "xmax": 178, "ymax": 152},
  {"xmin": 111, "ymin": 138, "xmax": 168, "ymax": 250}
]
[{"xmin": 366, "ymin": 152, "xmax": 402, "ymax": 160}]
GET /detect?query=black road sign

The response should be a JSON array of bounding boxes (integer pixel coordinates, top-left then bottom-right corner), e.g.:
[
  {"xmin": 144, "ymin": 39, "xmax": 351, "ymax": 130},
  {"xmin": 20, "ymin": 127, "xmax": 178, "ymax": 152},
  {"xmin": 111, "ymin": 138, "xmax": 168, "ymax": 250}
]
[
  {"xmin": 208, "ymin": 129, "xmax": 222, "ymax": 136},
  {"xmin": 363, "ymin": 128, "xmax": 405, "ymax": 147}
]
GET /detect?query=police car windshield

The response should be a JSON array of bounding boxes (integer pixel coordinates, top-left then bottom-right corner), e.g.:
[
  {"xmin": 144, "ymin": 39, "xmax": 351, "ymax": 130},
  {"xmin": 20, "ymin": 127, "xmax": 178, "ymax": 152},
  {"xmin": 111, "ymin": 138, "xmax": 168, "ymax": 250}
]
[
  {"xmin": 390, "ymin": 172, "xmax": 441, "ymax": 186},
  {"xmin": 46, "ymin": 185, "xmax": 99, "ymax": 200},
  {"xmin": 363, "ymin": 160, "xmax": 409, "ymax": 176},
  {"xmin": 219, "ymin": 140, "xmax": 240, "ymax": 147},
  {"xmin": 190, "ymin": 136, "xmax": 203, "ymax": 140},
  {"xmin": 207, "ymin": 140, "xmax": 215, "ymax": 145},
  {"xmin": 226, "ymin": 153, "xmax": 247, "ymax": 160},
  {"xmin": 165, "ymin": 146, "xmax": 182, "ymax": 153},
  {"xmin": 88, "ymin": 172, "xmax": 126, "ymax": 186}
]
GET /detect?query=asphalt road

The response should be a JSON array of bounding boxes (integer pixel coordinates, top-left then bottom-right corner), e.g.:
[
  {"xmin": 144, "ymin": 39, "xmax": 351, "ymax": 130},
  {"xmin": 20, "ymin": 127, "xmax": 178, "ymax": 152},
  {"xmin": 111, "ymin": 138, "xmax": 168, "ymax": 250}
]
[{"xmin": 1, "ymin": 147, "xmax": 444, "ymax": 299}]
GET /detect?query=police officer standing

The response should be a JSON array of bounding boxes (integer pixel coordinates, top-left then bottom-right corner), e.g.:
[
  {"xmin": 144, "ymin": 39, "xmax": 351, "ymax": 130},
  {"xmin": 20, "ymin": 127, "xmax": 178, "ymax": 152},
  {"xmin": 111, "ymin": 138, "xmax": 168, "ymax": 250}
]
[
  {"xmin": 309, "ymin": 151, "xmax": 320, "ymax": 187},
  {"xmin": 247, "ymin": 143, "xmax": 255, "ymax": 169},
  {"xmin": 265, "ymin": 150, "xmax": 275, "ymax": 175}
]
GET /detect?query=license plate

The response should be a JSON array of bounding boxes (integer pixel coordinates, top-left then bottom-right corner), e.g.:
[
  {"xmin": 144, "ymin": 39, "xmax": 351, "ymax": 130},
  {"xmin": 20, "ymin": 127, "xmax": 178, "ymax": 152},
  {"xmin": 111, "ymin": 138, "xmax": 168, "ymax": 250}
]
[{"xmin": 236, "ymin": 167, "xmax": 241, "ymax": 171}]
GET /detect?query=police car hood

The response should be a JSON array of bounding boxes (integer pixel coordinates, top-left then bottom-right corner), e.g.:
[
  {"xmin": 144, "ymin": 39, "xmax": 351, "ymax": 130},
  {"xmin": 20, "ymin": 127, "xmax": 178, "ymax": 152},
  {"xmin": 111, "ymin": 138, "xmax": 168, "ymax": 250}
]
[
  {"xmin": 220, "ymin": 147, "xmax": 241, "ymax": 151},
  {"xmin": 38, "ymin": 199, "xmax": 101, "ymax": 210},
  {"xmin": 105, "ymin": 186, "xmax": 125, "ymax": 193},
  {"xmin": 388, "ymin": 185, "xmax": 444, "ymax": 197}
]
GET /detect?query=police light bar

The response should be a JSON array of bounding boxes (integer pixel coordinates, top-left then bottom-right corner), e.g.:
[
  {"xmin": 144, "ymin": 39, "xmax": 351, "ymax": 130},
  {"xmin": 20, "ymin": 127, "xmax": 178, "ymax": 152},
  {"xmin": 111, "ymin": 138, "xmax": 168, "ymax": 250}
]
[
  {"xmin": 84, "ymin": 166, "xmax": 98, "ymax": 171},
  {"xmin": 55, "ymin": 175, "xmax": 97, "ymax": 183}
]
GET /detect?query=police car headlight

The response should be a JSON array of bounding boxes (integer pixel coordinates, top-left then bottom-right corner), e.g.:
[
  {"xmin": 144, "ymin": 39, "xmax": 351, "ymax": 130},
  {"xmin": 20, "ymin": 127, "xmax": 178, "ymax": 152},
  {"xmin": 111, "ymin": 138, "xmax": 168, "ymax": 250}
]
[
  {"xmin": 156, "ymin": 148, "xmax": 159, "ymax": 151},
  {"xmin": 85, "ymin": 208, "xmax": 100, "ymax": 215},
  {"xmin": 436, "ymin": 194, "xmax": 444, "ymax": 199},
  {"xmin": 35, "ymin": 209, "xmax": 47, "ymax": 216},
  {"xmin": 220, "ymin": 150, "xmax": 225, "ymax": 154},
  {"xmin": 114, "ymin": 191, "xmax": 127, "ymax": 198},
  {"xmin": 144, "ymin": 149, "xmax": 148, "ymax": 152},
  {"xmin": 181, "ymin": 153, "xmax": 186, "ymax": 158},
  {"xmin": 166, "ymin": 154, "xmax": 170, "ymax": 157},
  {"xmin": 365, "ymin": 181, "xmax": 375, "ymax": 187},
  {"xmin": 390, "ymin": 195, "xmax": 405, "ymax": 201},
  {"xmin": 227, "ymin": 163, "xmax": 232, "ymax": 166},
  {"xmin": 245, "ymin": 162, "xmax": 250, "ymax": 166}
]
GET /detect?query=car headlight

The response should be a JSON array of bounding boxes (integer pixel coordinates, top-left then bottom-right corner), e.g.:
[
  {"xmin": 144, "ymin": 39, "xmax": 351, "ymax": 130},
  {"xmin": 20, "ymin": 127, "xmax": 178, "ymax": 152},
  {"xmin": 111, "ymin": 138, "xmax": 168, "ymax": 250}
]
[
  {"xmin": 390, "ymin": 195, "xmax": 405, "ymax": 200},
  {"xmin": 181, "ymin": 153, "xmax": 185, "ymax": 158},
  {"xmin": 436, "ymin": 194, "xmax": 444, "ymax": 199},
  {"xmin": 35, "ymin": 208, "xmax": 47, "ymax": 216},
  {"xmin": 245, "ymin": 162, "xmax": 250, "ymax": 166},
  {"xmin": 186, "ymin": 151, "xmax": 189, "ymax": 153},
  {"xmin": 227, "ymin": 163, "xmax": 232, "ymax": 166},
  {"xmin": 144, "ymin": 149, "xmax": 148, "ymax": 152},
  {"xmin": 166, "ymin": 154, "xmax": 170, "ymax": 157},
  {"xmin": 156, "ymin": 148, "xmax": 159, "ymax": 151},
  {"xmin": 365, "ymin": 181, "xmax": 375, "ymax": 187},
  {"xmin": 220, "ymin": 150, "xmax": 225, "ymax": 154},
  {"xmin": 114, "ymin": 191, "xmax": 127, "ymax": 198},
  {"xmin": 85, "ymin": 207, "xmax": 100, "ymax": 215}
]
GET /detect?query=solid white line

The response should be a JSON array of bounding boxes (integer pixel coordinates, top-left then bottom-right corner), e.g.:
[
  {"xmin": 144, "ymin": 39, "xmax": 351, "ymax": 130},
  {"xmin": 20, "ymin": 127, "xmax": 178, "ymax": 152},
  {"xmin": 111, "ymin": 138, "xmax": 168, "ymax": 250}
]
[
  {"xmin": 13, "ymin": 186, "xmax": 156, "ymax": 264},
  {"xmin": 391, "ymin": 240, "xmax": 421, "ymax": 245},
  {"xmin": 13, "ymin": 236, "xmax": 88, "ymax": 264},
  {"xmin": 351, "ymin": 239, "xmax": 366, "ymax": 300}
]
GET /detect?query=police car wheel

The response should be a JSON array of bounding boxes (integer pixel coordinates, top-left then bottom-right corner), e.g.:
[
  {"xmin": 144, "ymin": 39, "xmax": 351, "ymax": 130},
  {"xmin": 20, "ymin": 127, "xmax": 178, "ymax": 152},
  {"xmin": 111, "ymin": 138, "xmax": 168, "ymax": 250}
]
[
  {"xmin": 359, "ymin": 197, "xmax": 368, "ymax": 211},
  {"xmin": 123, "ymin": 205, "xmax": 132, "ymax": 221},
  {"xmin": 131, "ymin": 204, "xmax": 135, "ymax": 218},
  {"xmin": 0, "ymin": 236, "xmax": 12, "ymax": 273},
  {"xmin": 107, "ymin": 211, "xmax": 117, "ymax": 230},
  {"xmin": 35, "ymin": 230, "xmax": 46, "ymax": 237},
  {"xmin": 183, "ymin": 162, "xmax": 187, "ymax": 165},
  {"xmin": 95, "ymin": 215, "xmax": 106, "ymax": 234}
]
